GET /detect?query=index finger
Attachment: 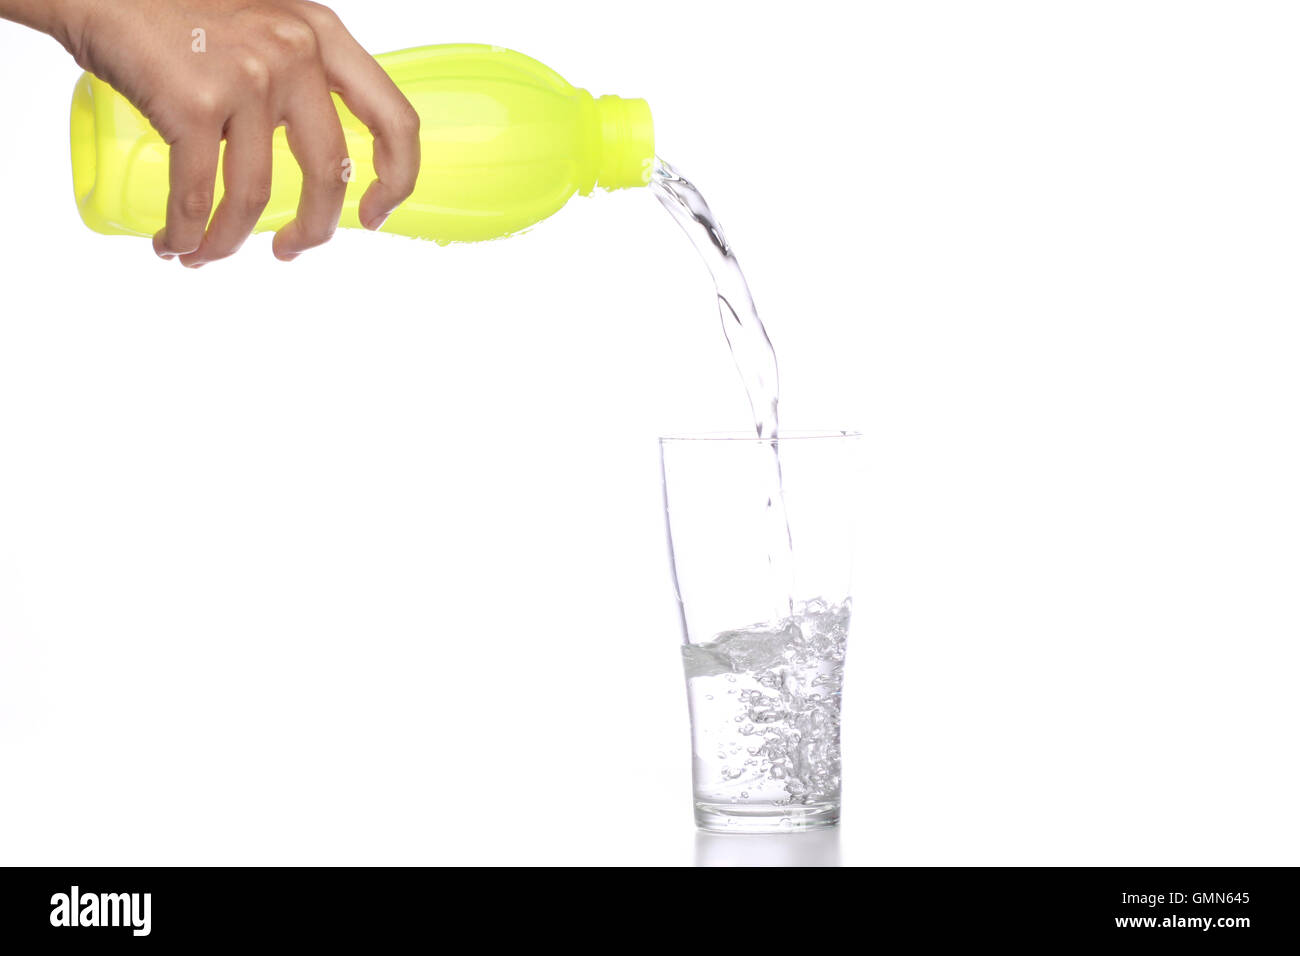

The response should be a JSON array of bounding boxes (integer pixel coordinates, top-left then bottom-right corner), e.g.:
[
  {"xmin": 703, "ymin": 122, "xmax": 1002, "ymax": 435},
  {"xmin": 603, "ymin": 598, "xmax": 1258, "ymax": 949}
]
[{"xmin": 306, "ymin": 11, "xmax": 420, "ymax": 230}]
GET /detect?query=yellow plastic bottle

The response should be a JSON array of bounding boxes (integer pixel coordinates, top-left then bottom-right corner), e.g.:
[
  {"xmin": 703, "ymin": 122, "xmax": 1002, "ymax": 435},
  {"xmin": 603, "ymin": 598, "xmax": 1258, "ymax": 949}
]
[{"xmin": 70, "ymin": 44, "xmax": 654, "ymax": 244}]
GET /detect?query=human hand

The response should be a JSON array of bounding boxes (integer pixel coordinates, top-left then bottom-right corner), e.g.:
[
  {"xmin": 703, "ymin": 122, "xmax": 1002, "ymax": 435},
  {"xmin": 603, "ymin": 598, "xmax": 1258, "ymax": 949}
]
[{"xmin": 55, "ymin": 0, "xmax": 421, "ymax": 265}]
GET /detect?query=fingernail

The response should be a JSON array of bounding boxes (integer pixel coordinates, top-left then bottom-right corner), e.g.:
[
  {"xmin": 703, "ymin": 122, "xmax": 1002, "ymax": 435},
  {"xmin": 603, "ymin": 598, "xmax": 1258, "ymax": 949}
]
[
  {"xmin": 159, "ymin": 253, "xmax": 175, "ymax": 261},
  {"xmin": 364, "ymin": 212, "xmax": 390, "ymax": 231}
]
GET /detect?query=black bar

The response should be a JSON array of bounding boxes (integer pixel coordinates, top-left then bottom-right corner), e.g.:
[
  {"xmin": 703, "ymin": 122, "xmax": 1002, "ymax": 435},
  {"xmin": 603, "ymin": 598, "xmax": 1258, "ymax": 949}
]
[{"xmin": 0, "ymin": 866, "xmax": 1295, "ymax": 944}]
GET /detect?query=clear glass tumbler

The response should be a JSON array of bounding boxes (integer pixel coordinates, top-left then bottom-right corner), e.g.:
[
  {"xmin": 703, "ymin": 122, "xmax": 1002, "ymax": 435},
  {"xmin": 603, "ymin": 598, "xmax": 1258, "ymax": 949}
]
[{"xmin": 660, "ymin": 431, "xmax": 861, "ymax": 832}]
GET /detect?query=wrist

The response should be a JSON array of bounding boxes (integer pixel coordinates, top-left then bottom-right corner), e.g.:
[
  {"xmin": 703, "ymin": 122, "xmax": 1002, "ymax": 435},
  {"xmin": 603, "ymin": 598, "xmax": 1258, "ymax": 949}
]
[{"xmin": 43, "ymin": 0, "xmax": 100, "ymax": 62}]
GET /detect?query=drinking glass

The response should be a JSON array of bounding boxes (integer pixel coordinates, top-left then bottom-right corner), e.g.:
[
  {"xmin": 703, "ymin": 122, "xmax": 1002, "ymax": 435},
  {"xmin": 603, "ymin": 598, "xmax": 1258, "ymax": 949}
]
[{"xmin": 660, "ymin": 431, "xmax": 862, "ymax": 832}]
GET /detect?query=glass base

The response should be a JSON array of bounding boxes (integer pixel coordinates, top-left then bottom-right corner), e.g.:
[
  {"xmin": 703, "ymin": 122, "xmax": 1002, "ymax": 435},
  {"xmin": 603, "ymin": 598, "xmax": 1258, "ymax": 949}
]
[{"xmin": 694, "ymin": 801, "xmax": 839, "ymax": 833}]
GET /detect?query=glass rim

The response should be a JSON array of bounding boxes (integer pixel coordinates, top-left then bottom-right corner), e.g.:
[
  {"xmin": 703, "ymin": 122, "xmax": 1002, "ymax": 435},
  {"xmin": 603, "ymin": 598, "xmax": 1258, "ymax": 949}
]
[{"xmin": 658, "ymin": 429, "xmax": 861, "ymax": 444}]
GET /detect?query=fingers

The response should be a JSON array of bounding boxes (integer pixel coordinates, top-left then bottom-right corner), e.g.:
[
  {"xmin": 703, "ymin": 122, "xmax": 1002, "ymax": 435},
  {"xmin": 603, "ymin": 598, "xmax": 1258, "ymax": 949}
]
[
  {"xmin": 152, "ymin": 7, "xmax": 398, "ymax": 266},
  {"xmin": 153, "ymin": 133, "xmax": 221, "ymax": 259},
  {"xmin": 304, "ymin": 10, "xmax": 420, "ymax": 230},
  {"xmin": 272, "ymin": 74, "xmax": 349, "ymax": 261},
  {"xmin": 180, "ymin": 112, "xmax": 274, "ymax": 267}
]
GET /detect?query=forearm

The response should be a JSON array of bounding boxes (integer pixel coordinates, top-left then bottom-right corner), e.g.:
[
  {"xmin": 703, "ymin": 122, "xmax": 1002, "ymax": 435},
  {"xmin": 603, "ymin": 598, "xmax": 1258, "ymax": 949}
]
[{"xmin": 0, "ymin": 0, "xmax": 95, "ymax": 54}]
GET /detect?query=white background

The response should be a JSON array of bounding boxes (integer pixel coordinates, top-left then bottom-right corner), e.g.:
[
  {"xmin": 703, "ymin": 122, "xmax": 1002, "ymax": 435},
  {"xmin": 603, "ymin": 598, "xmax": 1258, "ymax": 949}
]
[{"xmin": 1, "ymin": 1, "xmax": 1297, "ymax": 866}]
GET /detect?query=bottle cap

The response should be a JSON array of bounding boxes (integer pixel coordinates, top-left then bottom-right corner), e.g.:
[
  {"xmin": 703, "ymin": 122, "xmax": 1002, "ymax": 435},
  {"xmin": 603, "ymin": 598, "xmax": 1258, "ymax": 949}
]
[{"xmin": 594, "ymin": 95, "xmax": 655, "ymax": 191}]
